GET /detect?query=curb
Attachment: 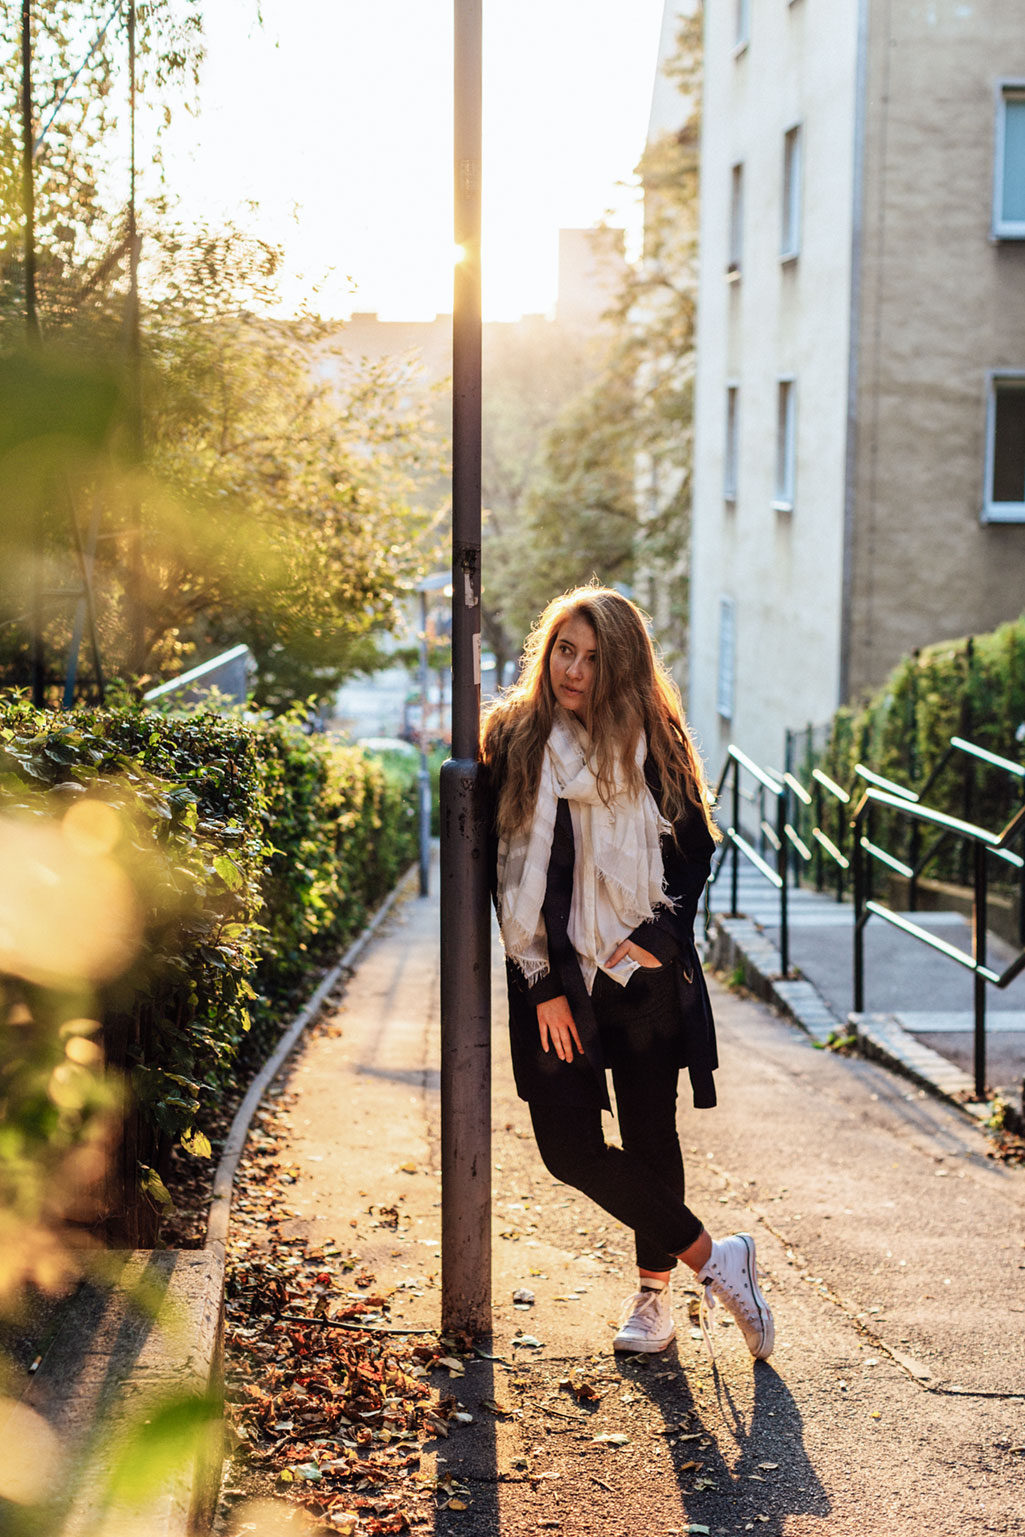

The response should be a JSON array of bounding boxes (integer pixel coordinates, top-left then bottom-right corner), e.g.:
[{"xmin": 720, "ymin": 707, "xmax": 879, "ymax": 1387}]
[
  {"xmin": 705, "ymin": 913, "xmax": 844, "ymax": 1045},
  {"xmin": 706, "ymin": 912, "xmax": 1006, "ymax": 1126}
]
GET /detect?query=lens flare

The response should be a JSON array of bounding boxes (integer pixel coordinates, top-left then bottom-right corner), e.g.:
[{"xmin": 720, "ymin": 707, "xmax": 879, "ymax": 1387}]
[{"xmin": 0, "ymin": 815, "xmax": 141, "ymax": 986}]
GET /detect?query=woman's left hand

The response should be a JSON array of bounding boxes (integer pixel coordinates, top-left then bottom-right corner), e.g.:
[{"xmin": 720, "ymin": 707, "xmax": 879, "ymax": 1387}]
[{"xmin": 605, "ymin": 939, "xmax": 663, "ymax": 970}]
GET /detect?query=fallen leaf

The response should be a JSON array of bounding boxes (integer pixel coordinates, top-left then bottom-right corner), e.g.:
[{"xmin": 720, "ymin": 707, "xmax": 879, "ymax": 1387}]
[
  {"xmin": 512, "ymin": 1335, "xmax": 543, "ymax": 1348},
  {"xmin": 757, "ymin": 1461, "xmax": 779, "ymax": 1470},
  {"xmin": 593, "ymin": 1433, "xmax": 629, "ymax": 1446},
  {"xmin": 437, "ymin": 1356, "xmax": 465, "ymax": 1376}
]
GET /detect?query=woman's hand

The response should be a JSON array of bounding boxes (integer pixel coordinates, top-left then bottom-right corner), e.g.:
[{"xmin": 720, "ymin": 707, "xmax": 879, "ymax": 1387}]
[
  {"xmin": 537, "ymin": 995, "xmax": 584, "ymax": 1062},
  {"xmin": 605, "ymin": 939, "xmax": 663, "ymax": 970}
]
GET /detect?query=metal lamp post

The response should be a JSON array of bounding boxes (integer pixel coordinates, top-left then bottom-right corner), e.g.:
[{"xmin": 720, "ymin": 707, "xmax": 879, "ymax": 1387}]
[{"xmin": 440, "ymin": 0, "xmax": 491, "ymax": 1338}]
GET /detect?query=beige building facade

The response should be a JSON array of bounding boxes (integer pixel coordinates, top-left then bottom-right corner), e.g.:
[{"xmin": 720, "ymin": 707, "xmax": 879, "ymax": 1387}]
[{"xmin": 683, "ymin": 0, "xmax": 1025, "ymax": 777}]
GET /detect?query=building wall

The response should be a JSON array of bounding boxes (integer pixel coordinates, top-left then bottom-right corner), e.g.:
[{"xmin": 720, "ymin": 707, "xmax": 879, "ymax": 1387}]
[
  {"xmin": 689, "ymin": 0, "xmax": 861, "ymax": 776},
  {"xmin": 845, "ymin": 0, "xmax": 1025, "ymax": 699}
]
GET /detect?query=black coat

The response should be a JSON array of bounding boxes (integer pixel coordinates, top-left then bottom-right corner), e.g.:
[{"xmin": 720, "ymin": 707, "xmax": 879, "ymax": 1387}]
[{"xmin": 485, "ymin": 757, "xmax": 719, "ymax": 1113}]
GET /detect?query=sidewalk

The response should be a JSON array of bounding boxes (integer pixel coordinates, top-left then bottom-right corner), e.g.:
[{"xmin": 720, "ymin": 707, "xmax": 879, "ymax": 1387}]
[
  {"xmin": 707, "ymin": 857, "xmax": 1025, "ymax": 1120},
  {"xmin": 214, "ymin": 867, "xmax": 1025, "ymax": 1537}
]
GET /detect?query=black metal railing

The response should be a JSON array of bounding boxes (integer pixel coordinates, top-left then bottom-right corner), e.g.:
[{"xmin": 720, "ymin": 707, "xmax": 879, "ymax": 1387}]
[
  {"xmin": 852, "ymin": 786, "xmax": 1025, "ymax": 1097},
  {"xmin": 711, "ymin": 745, "xmax": 793, "ymax": 975},
  {"xmin": 713, "ymin": 731, "xmax": 1025, "ymax": 1099},
  {"xmin": 905, "ymin": 737, "xmax": 1025, "ymax": 944}
]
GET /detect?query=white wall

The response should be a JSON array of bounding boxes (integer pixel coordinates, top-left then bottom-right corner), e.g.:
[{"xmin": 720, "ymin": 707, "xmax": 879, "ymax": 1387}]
[{"xmin": 688, "ymin": 0, "xmax": 861, "ymax": 778}]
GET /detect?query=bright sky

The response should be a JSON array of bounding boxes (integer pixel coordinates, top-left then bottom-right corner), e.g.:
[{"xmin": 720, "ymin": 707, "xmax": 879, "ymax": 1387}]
[{"xmin": 156, "ymin": 0, "xmax": 669, "ymax": 322}]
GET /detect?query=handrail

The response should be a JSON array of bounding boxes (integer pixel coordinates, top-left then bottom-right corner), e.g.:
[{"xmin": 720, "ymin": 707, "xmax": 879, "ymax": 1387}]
[
  {"xmin": 728, "ymin": 828, "xmax": 783, "ymax": 889},
  {"xmin": 905, "ymin": 735, "xmax": 1025, "ymax": 923},
  {"xmin": 710, "ymin": 745, "xmax": 791, "ymax": 974},
  {"xmin": 854, "ymin": 787, "xmax": 1001, "ymax": 847},
  {"xmin": 812, "ymin": 766, "xmax": 850, "ymax": 805},
  {"xmin": 853, "ymin": 763, "xmax": 919, "ymax": 801},
  {"xmin": 852, "ymin": 783, "xmax": 1025, "ymax": 1098},
  {"xmin": 714, "ymin": 732, "xmax": 1025, "ymax": 1094},
  {"xmin": 782, "ymin": 771, "xmax": 812, "ymax": 806},
  {"xmin": 950, "ymin": 735, "xmax": 1025, "ymax": 779},
  {"xmin": 858, "ymin": 784, "xmax": 1025, "ymax": 854},
  {"xmin": 729, "ymin": 745, "xmax": 783, "ymax": 797}
]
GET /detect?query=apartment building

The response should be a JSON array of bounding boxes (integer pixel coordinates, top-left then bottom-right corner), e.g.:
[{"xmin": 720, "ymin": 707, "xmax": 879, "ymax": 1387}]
[{"xmin": 681, "ymin": 0, "xmax": 1025, "ymax": 775}]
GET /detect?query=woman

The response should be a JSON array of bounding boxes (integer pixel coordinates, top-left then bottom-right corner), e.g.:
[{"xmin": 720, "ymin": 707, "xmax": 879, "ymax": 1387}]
[{"xmin": 482, "ymin": 586, "xmax": 773, "ymax": 1360}]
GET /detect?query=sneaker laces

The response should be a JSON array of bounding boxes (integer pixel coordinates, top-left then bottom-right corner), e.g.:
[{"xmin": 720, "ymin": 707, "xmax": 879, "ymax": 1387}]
[
  {"xmin": 699, "ymin": 1265, "xmax": 759, "ymax": 1359},
  {"xmin": 623, "ymin": 1288, "xmax": 667, "ymax": 1339},
  {"xmin": 698, "ymin": 1284, "xmax": 716, "ymax": 1359}
]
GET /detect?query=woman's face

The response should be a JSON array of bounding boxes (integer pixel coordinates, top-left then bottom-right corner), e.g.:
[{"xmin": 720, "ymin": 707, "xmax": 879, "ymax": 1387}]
[{"xmin": 549, "ymin": 612, "xmax": 598, "ymax": 721}]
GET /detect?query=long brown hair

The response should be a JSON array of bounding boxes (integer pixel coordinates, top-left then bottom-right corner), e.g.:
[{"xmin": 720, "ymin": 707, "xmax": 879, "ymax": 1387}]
[{"xmin": 481, "ymin": 584, "xmax": 720, "ymax": 843}]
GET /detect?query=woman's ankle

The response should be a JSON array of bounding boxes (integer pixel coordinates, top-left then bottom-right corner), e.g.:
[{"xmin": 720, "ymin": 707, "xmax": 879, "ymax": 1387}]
[{"xmin": 676, "ymin": 1229, "xmax": 713, "ymax": 1273}]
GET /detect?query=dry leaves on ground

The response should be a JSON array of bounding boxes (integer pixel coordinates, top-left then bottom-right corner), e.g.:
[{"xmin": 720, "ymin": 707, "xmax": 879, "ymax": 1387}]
[{"xmin": 219, "ymin": 1089, "xmax": 458, "ymax": 1534}]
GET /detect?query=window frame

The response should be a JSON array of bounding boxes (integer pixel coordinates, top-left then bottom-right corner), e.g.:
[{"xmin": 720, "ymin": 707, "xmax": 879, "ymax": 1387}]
[
  {"xmin": 724, "ymin": 383, "xmax": 740, "ymax": 503},
  {"xmin": 717, "ymin": 598, "xmax": 736, "ymax": 721},
  {"xmin": 982, "ymin": 370, "xmax": 1025, "ymax": 523},
  {"xmin": 773, "ymin": 376, "xmax": 797, "ymax": 514},
  {"xmin": 733, "ymin": 0, "xmax": 751, "ymax": 55},
  {"xmin": 781, "ymin": 122, "xmax": 803, "ymax": 262},
  {"xmin": 992, "ymin": 80, "xmax": 1025, "ymax": 240},
  {"xmin": 728, "ymin": 162, "xmax": 744, "ymax": 278}
]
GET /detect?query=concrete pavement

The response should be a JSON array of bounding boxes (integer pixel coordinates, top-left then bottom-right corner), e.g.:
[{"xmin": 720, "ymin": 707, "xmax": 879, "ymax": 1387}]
[{"xmin": 217, "ymin": 864, "xmax": 1025, "ymax": 1537}]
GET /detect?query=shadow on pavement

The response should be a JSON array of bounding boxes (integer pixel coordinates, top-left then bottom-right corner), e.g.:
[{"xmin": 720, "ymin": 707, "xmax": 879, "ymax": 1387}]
[
  {"xmin": 614, "ymin": 1343, "xmax": 829, "ymax": 1527},
  {"xmin": 352, "ymin": 1063, "xmax": 441, "ymax": 1093},
  {"xmin": 428, "ymin": 1351, "xmax": 499, "ymax": 1537}
]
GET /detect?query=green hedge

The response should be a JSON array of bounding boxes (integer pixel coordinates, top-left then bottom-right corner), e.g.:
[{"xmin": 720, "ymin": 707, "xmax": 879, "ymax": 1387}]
[
  {"xmin": 817, "ymin": 616, "xmax": 1025, "ymax": 881},
  {"xmin": 0, "ymin": 695, "xmax": 417, "ymax": 1239}
]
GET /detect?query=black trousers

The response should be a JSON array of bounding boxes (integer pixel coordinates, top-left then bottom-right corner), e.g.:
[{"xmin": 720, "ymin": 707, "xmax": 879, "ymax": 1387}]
[{"xmin": 528, "ymin": 962, "xmax": 705, "ymax": 1272}]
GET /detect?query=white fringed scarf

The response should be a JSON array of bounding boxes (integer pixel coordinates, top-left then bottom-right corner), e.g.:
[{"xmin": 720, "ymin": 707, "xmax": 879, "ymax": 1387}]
[{"xmin": 497, "ymin": 710, "xmax": 672, "ymax": 994}]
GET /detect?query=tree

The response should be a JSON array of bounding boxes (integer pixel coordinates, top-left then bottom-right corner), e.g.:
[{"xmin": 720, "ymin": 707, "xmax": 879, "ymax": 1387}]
[
  {"xmin": 0, "ymin": 7, "xmax": 445, "ymax": 711},
  {"xmin": 616, "ymin": 6, "xmax": 702, "ymax": 674},
  {"xmin": 491, "ymin": 351, "xmax": 639, "ymax": 649},
  {"xmin": 480, "ymin": 319, "xmax": 602, "ymax": 682},
  {"xmin": 0, "ymin": 0, "xmax": 203, "ymax": 343},
  {"xmin": 139, "ymin": 229, "xmax": 440, "ymax": 708},
  {"xmin": 0, "ymin": 224, "xmax": 443, "ymax": 710},
  {"xmin": 479, "ymin": 9, "xmax": 703, "ymax": 682}
]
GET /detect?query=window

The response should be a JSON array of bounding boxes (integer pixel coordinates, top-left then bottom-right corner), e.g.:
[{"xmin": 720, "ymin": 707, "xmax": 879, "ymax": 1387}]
[
  {"xmin": 774, "ymin": 378, "xmax": 797, "ymax": 511},
  {"xmin": 734, "ymin": 0, "xmax": 751, "ymax": 51},
  {"xmin": 724, "ymin": 385, "xmax": 739, "ymax": 501},
  {"xmin": 728, "ymin": 163, "xmax": 744, "ymax": 276},
  {"xmin": 984, "ymin": 373, "xmax": 1025, "ymax": 522},
  {"xmin": 781, "ymin": 124, "xmax": 803, "ymax": 260},
  {"xmin": 717, "ymin": 599, "xmax": 736, "ymax": 720},
  {"xmin": 994, "ymin": 84, "xmax": 1025, "ymax": 238}
]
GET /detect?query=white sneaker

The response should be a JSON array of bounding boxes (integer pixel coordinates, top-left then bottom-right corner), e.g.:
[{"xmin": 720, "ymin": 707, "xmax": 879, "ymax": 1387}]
[
  {"xmin": 613, "ymin": 1284, "xmax": 676, "ymax": 1353},
  {"xmin": 698, "ymin": 1233, "xmax": 774, "ymax": 1360}
]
